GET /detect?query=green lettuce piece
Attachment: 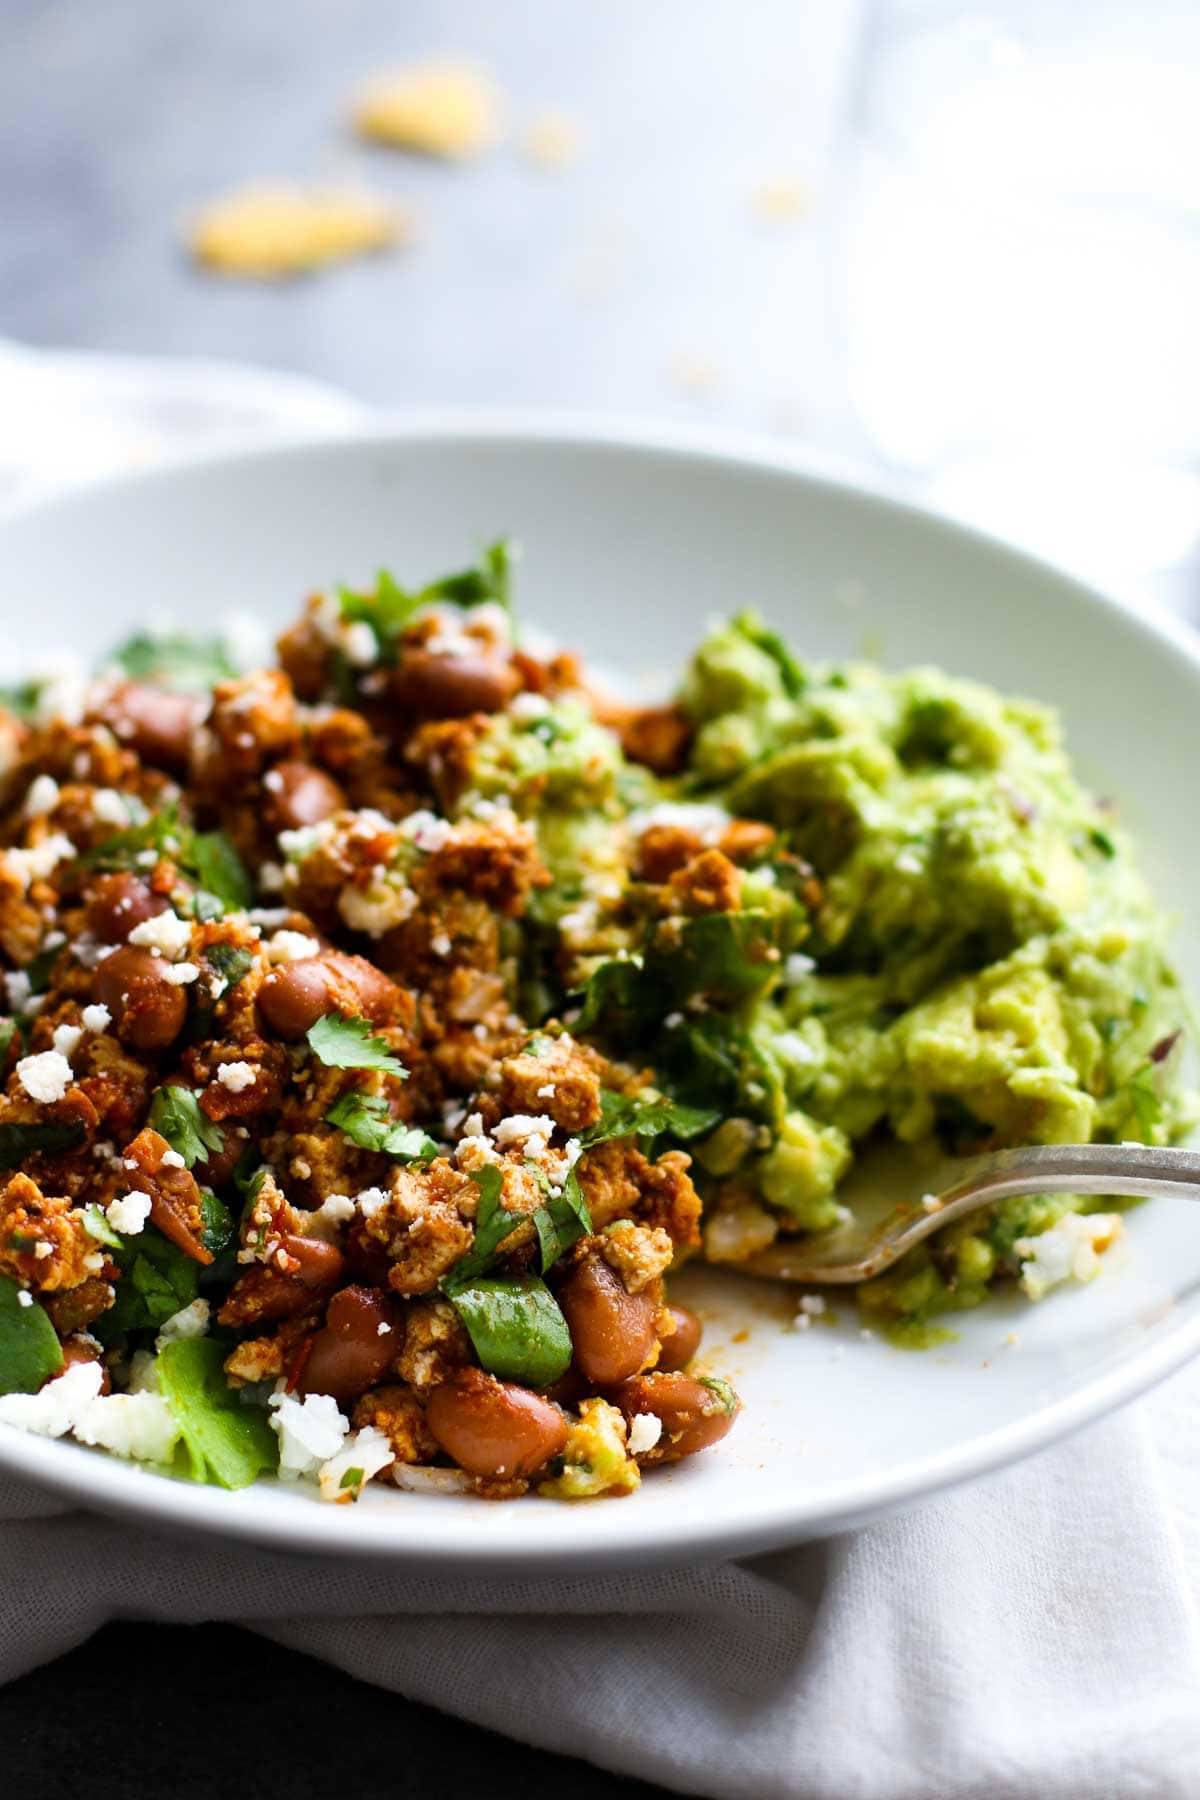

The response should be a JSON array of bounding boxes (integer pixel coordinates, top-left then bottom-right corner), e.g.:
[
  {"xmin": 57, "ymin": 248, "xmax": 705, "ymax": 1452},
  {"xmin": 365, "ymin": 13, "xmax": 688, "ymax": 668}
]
[
  {"xmin": 157, "ymin": 1338, "xmax": 277, "ymax": 1489},
  {"xmin": 0, "ymin": 1276, "xmax": 63, "ymax": 1396},
  {"xmin": 0, "ymin": 1120, "xmax": 85, "ymax": 1171}
]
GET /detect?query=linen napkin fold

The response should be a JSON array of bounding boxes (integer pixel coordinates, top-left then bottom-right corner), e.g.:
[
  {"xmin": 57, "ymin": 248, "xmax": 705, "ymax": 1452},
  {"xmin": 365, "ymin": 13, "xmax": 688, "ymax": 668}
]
[{"xmin": 3, "ymin": 1360, "xmax": 1199, "ymax": 1800}]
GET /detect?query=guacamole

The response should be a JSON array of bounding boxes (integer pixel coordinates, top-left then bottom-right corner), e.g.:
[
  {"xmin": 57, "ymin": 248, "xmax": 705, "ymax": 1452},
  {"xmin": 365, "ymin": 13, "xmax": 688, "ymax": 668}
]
[{"xmin": 478, "ymin": 612, "xmax": 1196, "ymax": 1336}]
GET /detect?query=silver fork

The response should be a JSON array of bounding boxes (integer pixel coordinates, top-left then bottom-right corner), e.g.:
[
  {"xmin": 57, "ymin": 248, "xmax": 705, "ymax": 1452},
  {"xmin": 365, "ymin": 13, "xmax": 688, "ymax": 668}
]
[{"xmin": 740, "ymin": 1142, "xmax": 1200, "ymax": 1284}]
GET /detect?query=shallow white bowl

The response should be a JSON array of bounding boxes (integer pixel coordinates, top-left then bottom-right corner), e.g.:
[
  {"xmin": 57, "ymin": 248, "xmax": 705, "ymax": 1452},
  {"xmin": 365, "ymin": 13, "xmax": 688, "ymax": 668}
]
[{"xmin": 1, "ymin": 419, "xmax": 1199, "ymax": 1569}]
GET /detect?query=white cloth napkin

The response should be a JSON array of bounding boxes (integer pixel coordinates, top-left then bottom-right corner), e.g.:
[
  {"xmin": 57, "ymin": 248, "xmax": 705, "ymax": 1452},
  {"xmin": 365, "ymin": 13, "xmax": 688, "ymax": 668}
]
[{"xmin": 2, "ymin": 348, "xmax": 1199, "ymax": 1798}]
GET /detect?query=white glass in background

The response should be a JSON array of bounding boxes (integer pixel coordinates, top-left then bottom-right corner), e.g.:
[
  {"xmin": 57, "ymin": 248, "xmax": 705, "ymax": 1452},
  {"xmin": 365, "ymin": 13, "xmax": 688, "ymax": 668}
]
[{"xmin": 837, "ymin": 1, "xmax": 1200, "ymax": 612}]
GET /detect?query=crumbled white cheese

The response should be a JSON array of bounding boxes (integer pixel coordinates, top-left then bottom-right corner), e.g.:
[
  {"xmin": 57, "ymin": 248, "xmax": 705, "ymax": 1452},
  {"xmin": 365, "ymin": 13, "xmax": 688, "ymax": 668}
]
[
  {"xmin": 155, "ymin": 1297, "xmax": 211, "ymax": 1349},
  {"xmin": 1015, "ymin": 1212, "xmax": 1125, "ymax": 1301},
  {"xmin": 491, "ymin": 1114, "xmax": 556, "ymax": 1148},
  {"xmin": 314, "ymin": 1192, "xmax": 357, "ymax": 1224},
  {"xmin": 128, "ymin": 911, "xmax": 192, "ymax": 959},
  {"xmin": 162, "ymin": 962, "xmax": 200, "ymax": 986},
  {"xmin": 894, "ymin": 850, "xmax": 923, "ymax": 876},
  {"xmin": 342, "ymin": 620, "xmax": 379, "ymax": 668},
  {"xmin": 216, "ymin": 1061, "xmax": 256, "ymax": 1093},
  {"xmin": 264, "ymin": 929, "xmax": 321, "ymax": 964},
  {"xmin": 16, "ymin": 1289, "xmax": 33, "ymax": 1308},
  {"xmin": 91, "ymin": 787, "xmax": 131, "ymax": 826},
  {"xmin": 509, "ymin": 691, "xmax": 551, "ymax": 720},
  {"xmin": 399, "ymin": 809, "xmax": 454, "ymax": 854},
  {"xmin": 5, "ymin": 833, "xmax": 76, "ymax": 891},
  {"xmin": 0, "ymin": 1359, "xmax": 103, "ymax": 1436},
  {"xmin": 81, "ymin": 1003, "xmax": 112, "ymax": 1033},
  {"xmin": 5, "ymin": 971, "xmax": 31, "ymax": 1012},
  {"xmin": 317, "ymin": 1424, "xmax": 396, "ymax": 1501},
  {"xmin": 430, "ymin": 932, "xmax": 452, "ymax": 958},
  {"xmin": 627, "ymin": 1412, "xmax": 663, "ymax": 1456},
  {"xmin": 337, "ymin": 878, "xmax": 417, "ymax": 939},
  {"xmin": 106, "ymin": 1191, "xmax": 153, "ymax": 1235},
  {"xmin": 268, "ymin": 1386, "xmax": 350, "ymax": 1480},
  {"xmin": 73, "ymin": 1390, "xmax": 181, "ymax": 1463},
  {"xmin": 356, "ymin": 1186, "xmax": 389, "ymax": 1219},
  {"xmin": 51, "ymin": 1023, "xmax": 82, "ymax": 1060},
  {"xmin": 798, "ymin": 1294, "xmax": 826, "ymax": 1317},
  {"xmin": 24, "ymin": 774, "xmax": 60, "ymax": 818},
  {"xmin": 784, "ymin": 952, "xmax": 816, "ymax": 982},
  {"xmin": 16, "ymin": 1049, "xmax": 73, "ymax": 1104},
  {"xmin": 160, "ymin": 1148, "xmax": 186, "ymax": 1170},
  {"xmin": 536, "ymin": 1083, "xmax": 556, "ymax": 1099},
  {"xmin": 774, "ymin": 1030, "xmax": 816, "ymax": 1066},
  {"xmin": 31, "ymin": 658, "xmax": 89, "ymax": 728}
]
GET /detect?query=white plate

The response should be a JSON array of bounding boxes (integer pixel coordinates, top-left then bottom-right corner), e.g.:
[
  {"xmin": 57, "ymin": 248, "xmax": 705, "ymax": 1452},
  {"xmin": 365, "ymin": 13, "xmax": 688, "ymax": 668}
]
[{"xmin": 2, "ymin": 418, "xmax": 1199, "ymax": 1570}]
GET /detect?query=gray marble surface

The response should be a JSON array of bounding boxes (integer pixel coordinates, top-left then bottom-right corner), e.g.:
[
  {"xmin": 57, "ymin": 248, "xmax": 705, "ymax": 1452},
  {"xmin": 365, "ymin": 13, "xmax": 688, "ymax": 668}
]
[{"xmin": 0, "ymin": 0, "xmax": 863, "ymax": 450}]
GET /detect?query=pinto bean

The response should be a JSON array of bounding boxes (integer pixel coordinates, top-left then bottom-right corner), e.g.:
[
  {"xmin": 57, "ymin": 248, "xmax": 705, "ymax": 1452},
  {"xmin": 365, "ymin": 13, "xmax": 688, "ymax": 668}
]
[
  {"xmin": 426, "ymin": 1368, "xmax": 567, "ymax": 1480},
  {"xmin": 264, "ymin": 760, "xmax": 345, "ymax": 833},
  {"xmin": 86, "ymin": 872, "xmax": 169, "ymax": 943},
  {"xmin": 297, "ymin": 1285, "xmax": 401, "ymax": 1404},
  {"xmin": 611, "ymin": 1370, "xmax": 741, "ymax": 1464},
  {"xmin": 92, "ymin": 945, "xmax": 187, "ymax": 1052},
  {"xmin": 656, "ymin": 1304, "xmax": 703, "ymax": 1373},
  {"xmin": 97, "ymin": 680, "xmax": 202, "ymax": 774},
  {"xmin": 256, "ymin": 950, "xmax": 400, "ymax": 1040},
  {"xmin": 389, "ymin": 650, "xmax": 519, "ymax": 720},
  {"xmin": 556, "ymin": 1253, "xmax": 658, "ymax": 1387},
  {"xmin": 216, "ymin": 1235, "xmax": 346, "ymax": 1329}
]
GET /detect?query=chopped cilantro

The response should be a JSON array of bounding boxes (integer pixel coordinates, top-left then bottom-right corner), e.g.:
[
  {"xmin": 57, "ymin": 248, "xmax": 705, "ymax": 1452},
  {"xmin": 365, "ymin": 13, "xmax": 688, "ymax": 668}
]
[
  {"xmin": 325, "ymin": 1090, "xmax": 437, "ymax": 1161},
  {"xmin": 339, "ymin": 1466, "xmax": 365, "ymax": 1492},
  {"xmin": 108, "ymin": 631, "xmax": 238, "ymax": 694},
  {"xmin": 441, "ymin": 1165, "xmax": 524, "ymax": 1290},
  {"xmin": 148, "ymin": 1085, "xmax": 225, "ymax": 1170},
  {"xmin": 206, "ymin": 943, "xmax": 255, "ymax": 989},
  {"xmin": 0, "ymin": 1275, "xmax": 64, "ymax": 1395},
  {"xmin": 530, "ymin": 1167, "xmax": 592, "ymax": 1273},
  {"xmin": 697, "ymin": 1375, "xmax": 740, "ymax": 1416},
  {"xmin": 0, "ymin": 1120, "xmax": 85, "ymax": 1170},
  {"xmin": 83, "ymin": 802, "xmax": 251, "ymax": 915},
  {"xmin": 581, "ymin": 1090, "xmax": 721, "ymax": 1149},
  {"xmin": 306, "ymin": 1014, "xmax": 407, "ymax": 1076},
  {"xmin": 338, "ymin": 539, "xmax": 516, "ymax": 662},
  {"xmin": 82, "ymin": 1204, "xmax": 123, "ymax": 1249}
]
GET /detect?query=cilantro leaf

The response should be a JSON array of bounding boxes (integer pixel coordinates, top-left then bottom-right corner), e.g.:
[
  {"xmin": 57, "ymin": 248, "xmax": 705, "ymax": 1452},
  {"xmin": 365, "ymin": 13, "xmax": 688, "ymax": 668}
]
[
  {"xmin": 97, "ymin": 1231, "xmax": 198, "ymax": 1339},
  {"xmin": 442, "ymin": 1165, "xmax": 525, "ymax": 1290},
  {"xmin": 82, "ymin": 1204, "xmax": 123, "ymax": 1249},
  {"xmin": 581, "ymin": 1090, "xmax": 721, "ymax": 1149},
  {"xmin": 0, "ymin": 1275, "xmax": 63, "ymax": 1395},
  {"xmin": 156, "ymin": 1338, "xmax": 277, "ymax": 1489},
  {"xmin": 340, "ymin": 1466, "xmax": 365, "ymax": 1491},
  {"xmin": 306, "ymin": 1015, "xmax": 407, "ymax": 1076},
  {"xmin": 530, "ymin": 1167, "xmax": 592, "ymax": 1272},
  {"xmin": 82, "ymin": 803, "xmax": 251, "ymax": 916},
  {"xmin": 148, "ymin": 1086, "xmax": 225, "ymax": 1170},
  {"xmin": 206, "ymin": 943, "xmax": 255, "ymax": 990},
  {"xmin": 188, "ymin": 831, "xmax": 253, "ymax": 913},
  {"xmin": 325, "ymin": 1090, "xmax": 438, "ymax": 1161},
  {"xmin": 0, "ymin": 1120, "xmax": 85, "ymax": 1170},
  {"xmin": 572, "ymin": 954, "xmax": 649, "ymax": 1035},
  {"xmin": 448, "ymin": 1273, "xmax": 572, "ymax": 1387},
  {"xmin": 338, "ymin": 569, "xmax": 421, "ymax": 662},
  {"xmin": 0, "ymin": 680, "xmax": 43, "ymax": 723},
  {"xmin": 108, "ymin": 631, "xmax": 238, "ymax": 695},
  {"xmin": 338, "ymin": 540, "xmax": 517, "ymax": 663},
  {"xmin": 197, "ymin": 1189, "xmax": 235, "ymax": 1260}
]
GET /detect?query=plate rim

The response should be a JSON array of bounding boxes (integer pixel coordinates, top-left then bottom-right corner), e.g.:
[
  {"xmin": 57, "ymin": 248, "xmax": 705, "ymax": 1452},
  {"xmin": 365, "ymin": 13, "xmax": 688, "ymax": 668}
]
[{"xmin": 2, "ymin": 412, "xmax": 1199, "ymax": 1566}]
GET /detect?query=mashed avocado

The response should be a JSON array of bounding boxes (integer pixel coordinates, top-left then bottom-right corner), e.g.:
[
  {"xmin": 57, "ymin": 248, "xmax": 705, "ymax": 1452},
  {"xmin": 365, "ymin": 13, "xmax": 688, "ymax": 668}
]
[{"xmin": 460, "ymin": 612, "xmax": 1197, "ymax": 1336}]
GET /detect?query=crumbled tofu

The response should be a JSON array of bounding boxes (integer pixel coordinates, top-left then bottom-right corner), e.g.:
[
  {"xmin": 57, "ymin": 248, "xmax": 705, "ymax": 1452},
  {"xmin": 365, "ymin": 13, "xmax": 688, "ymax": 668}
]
[
  {"xmin": 128, "ymin": 911, "xmax": 192, "ymax": 959},
  {"xmin": 189, "ymin": 184, "xmax": 407, "ymax": 279},
  {"xmin": 106, "ymin": 1191, "xmax": 153, "ymax": 1235},
  {"xmin": 317, "ymin": 1424, "xmax": 396, "ymax": 1501},
  {"xmin": 268, "ymin": 1387, "xmax": 350, "ymax": 1479},
  {"xmin": 216, "ymin": 1060, "xmax": 256, "ymax": 1093},
  {"xmin": 1015, "ymin": 1212, "xmax": 1125, "ymax": 1301},
  {"xmin": 353, "ymin": 60, "xmax": 500, "ymax": 160},
  {"xmin": 16, "ymin": 1049, "xmax": 73, "ymax": 1104},
  {"xmin": 155, "ymin": 1297, "xmax": 211, "ymax": 1349}
]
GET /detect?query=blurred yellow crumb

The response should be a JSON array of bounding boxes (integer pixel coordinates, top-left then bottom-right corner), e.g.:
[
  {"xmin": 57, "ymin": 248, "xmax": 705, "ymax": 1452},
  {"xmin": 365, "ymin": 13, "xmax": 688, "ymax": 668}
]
[
  {"xmin": 353, "ymin": 59, "xmax": 499, "ymax": 159},
  {"xmin": 751, "ymin": 179, "xmax": 809, "ymax": 223},
  {"xmin": 520, "ymin": 109, "xmax": 581, "ymax": 169},
  {"xmin": 188, "ymin": 184, "xmax": 407, "ymax": 279},
  {"xmin": 667, "ymin": 352, "xmax": 719, "ymax": 394}
]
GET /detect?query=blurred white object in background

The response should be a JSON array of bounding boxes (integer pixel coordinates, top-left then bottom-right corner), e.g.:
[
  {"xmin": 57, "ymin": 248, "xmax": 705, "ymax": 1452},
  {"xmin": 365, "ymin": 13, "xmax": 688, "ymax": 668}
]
[
  {"xmin": 840, "ymin": 2, "xmax": 1200, "ymax": 610},
  {"xmin": 0, "ymin": 340, "xmax": 363, "ymax": 505}
]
